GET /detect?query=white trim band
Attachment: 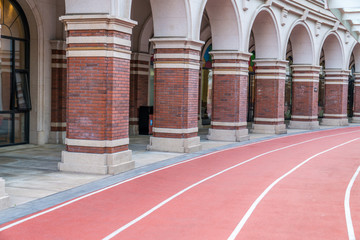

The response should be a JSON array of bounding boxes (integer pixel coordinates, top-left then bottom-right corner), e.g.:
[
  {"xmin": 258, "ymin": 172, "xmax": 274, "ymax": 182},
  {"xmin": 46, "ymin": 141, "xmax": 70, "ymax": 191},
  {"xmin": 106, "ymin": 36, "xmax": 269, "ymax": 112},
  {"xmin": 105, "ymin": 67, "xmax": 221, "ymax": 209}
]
[
  {"xmin": 255, "ymin": 69, "xmax": 286, "ymax": 74},
  {"xmin": 67, "ymin": 49, "xmax": 131, "ymax": 60},
  {"xmin": 67, "ymin": 36, "xmax": 131, "ymax": 48},
  {"xmin": 152, "ymin": 127, "xmax": 198, "ymax": 134},
  {"xmin": 325, "ymin": 82, "xmax": 348, "ymax": 85},
  {"xmin": 212, "ymin": 63, "xmax": 247, "ymax": 68},
  {"xmin": 325, "ymin": 77, "xmax": 348, "ymax": 80},
  {"xmin": 65, "ymin": 138, "xmax": 129, "ymax": 148},
  {"xmin": 52, "ymin": 63, "xmax": 67, "ymax": 69},
  {"xmin": 323, "ymin": 114, "xmax": 348, "ymax": 117},
  {"xmin": 52, "ymin": 54, "xmax": 67, "ymax": 60},
  {"xmin": 129, "ymin": 118, "xmax": 139, "ymax": 122},
  {"xmin": 292, "ymin": 79, "xmax": 319, "ymax": 83},
  {"xmin": 291, "ymin": 115, "xmax": 318, "ymax": 120},
  {"xmin": 130, "ymin": 71, "xmax": 148, "ymax": 75},
  {"xmin": 292, "ymin": 73, "xmax": 319, "ymax": 78},
  {"xmin": 256, "ymin": 76, "xmax": 287, "ymax": 80},
  {"xmin": 154, "ymin": 53, "xmax": 200, "ymax": 61},
  {"xmin": 154, "ymin": 63, "xmax": 200, "ymax": 70},
  {"xmin": 213, "ymin": 70, "xmax": 248, "ymax": 76},
  {"xmin": 51, "ymin": 122, "xmax": 67, "ymax": 127},
  {"xmin": 150, "ymin": 38, "xmax": 203, "ymax": 52},
  {"xmin": 211, "ymin": 122, "xmax": 247, "ymax": 127},
  {"xmin": 254, "ymin": 117, "xmax": 284, "ymax": 122}
]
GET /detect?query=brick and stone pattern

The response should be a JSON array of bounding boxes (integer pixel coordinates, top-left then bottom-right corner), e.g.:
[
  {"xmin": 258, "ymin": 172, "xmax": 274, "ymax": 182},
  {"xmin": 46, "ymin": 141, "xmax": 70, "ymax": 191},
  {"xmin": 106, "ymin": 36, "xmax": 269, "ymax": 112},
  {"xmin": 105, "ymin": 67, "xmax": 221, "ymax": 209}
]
[
  {"xmin": 207, "ymin": 51, "xmax": 250, "ymax": 141},
  {"xmin": 288, "ymin": 65, "xmax": 320, "ymax": 129},
  {"xmin": 253, "ymin": 60, "xmax": 287, "ymax": 134},
  {"xmin": 58, "ymin": 15, "xmax": 136, "ymax": 175},
  {"xmin": 321, "ymin": 69, "xmax": 350, "ymax": 126},
  {"xmin": 129, "ymin": 53, "xmax": 150, "ymax": 135},
  {"xmin": 352, "ymin": 73, "xmax": 360, "ymax": 123},
  {"xmin": 50, "ymin": 40, "xmax": 67, "ymax": 144},
  {"xmin": 148, "ymin": 38, "xmax": 203, "ymax": 153}
]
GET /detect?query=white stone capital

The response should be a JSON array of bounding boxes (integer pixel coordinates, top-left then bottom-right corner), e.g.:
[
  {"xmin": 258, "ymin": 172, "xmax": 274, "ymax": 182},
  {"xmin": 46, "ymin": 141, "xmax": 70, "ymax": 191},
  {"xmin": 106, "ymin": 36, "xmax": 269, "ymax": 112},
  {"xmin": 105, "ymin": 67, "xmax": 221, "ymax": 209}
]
[{"xmin": 150, "ymin": 38, "xmax": 204, "ymax": 51}]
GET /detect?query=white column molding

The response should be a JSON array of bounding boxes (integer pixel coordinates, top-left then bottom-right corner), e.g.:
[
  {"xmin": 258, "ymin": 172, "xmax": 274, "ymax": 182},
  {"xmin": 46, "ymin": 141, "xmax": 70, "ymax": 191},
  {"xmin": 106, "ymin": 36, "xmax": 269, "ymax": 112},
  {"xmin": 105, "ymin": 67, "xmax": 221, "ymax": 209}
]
[
  {"xmin": 65, "ymin": 138, "xmax": 130, "ymax": 148},
  {"xmin": 150, "ymin": 38, "xmax": 204, "ymax": 52},
  {"xmin": 152, "ymin": 127, "xmax": 198, "ymax": 134}
]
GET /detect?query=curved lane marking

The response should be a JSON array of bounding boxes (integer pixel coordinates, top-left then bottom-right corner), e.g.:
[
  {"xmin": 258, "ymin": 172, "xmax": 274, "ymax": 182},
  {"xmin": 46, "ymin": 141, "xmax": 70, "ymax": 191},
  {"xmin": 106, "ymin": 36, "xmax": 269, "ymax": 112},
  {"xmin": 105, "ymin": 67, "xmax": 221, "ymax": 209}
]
[
  {"xmin": 102, "ymin": 134, "xmax": 359, "ymax": 240},
  {"xmin": 345, "ymin": 166, "xmax": 360, "ymax": 240},
  {"xmin": 227, "ymin": 138, "xmax": 360, "ymax": 240},
  {"xmin": 0, "ymin": 129, "xmax": 358, "ymax": 233}
]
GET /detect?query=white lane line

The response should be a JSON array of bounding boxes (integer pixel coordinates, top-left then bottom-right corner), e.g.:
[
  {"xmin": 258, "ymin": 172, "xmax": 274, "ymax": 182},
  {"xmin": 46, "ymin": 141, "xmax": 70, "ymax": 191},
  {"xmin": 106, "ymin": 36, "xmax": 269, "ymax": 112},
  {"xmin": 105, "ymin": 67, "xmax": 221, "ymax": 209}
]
[
  {"xmin": 101, "ymin": 134, "xmax": 360, "ymax": 240},
  {"xmin": 227, "ymin": 138, "xmax": 360, "ymax": 240},
  {"xmin": 0, "ymin": 130, "xmax": 358, "ymax": 233},
  {"xmin": 345, "ymin": 166, "xmax": 360, "ymax": 240}
]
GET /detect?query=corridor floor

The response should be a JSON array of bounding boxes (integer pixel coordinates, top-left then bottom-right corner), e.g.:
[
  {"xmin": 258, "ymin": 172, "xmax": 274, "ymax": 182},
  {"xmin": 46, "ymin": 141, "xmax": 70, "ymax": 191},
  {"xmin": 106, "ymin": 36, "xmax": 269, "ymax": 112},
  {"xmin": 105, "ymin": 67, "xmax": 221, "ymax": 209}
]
[{"xmin": 1, "ymin": 127, "xmax": 360, "ymax": 239}]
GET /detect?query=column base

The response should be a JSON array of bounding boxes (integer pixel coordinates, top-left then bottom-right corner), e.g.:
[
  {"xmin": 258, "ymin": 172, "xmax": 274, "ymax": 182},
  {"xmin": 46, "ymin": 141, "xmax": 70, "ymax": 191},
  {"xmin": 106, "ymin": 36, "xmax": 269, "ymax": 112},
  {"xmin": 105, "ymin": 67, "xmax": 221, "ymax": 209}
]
[
  {"xmin": 148, "ymin": 136, "xmax": 201, "ymax": 153},
  {"xmin": 351, "ymin": 117, "xmax": 360, "ymax": 123},
  {"xmin": 288, "ymin": 120, "xmax": 320, "ymax": 130},
  {"xmin": 321, "ymin": 118, "xmax": 349, "ymax": 126},
  {"xmin": 59, "ymin": 150, "xmax": 134, "ymax": 175},
  {"xmin": 129, "ymin": 125, "xmax": 139, "ymax": 136},
  {"xmin": 49, "ymin": 131, "xmax": 66, "ymax": 144},
  {"xmin": 0, "ymin": 178, "xmax": 9, "ymax": 210},
  {"xmin": 252, "ymin": 124, "xmax": 287, "ymax": 134},
  {"xmin": 207, "ymin": 129, "xmax": 249, "ymax": 142}
]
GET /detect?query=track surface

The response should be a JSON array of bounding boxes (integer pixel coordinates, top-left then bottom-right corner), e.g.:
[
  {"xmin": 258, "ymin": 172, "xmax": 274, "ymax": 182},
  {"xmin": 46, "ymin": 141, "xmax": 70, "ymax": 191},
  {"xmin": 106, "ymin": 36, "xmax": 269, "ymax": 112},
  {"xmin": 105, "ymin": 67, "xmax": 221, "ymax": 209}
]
[{"xmin": 1, "ymin": 127, "xmax": 360, "ymax": 240}]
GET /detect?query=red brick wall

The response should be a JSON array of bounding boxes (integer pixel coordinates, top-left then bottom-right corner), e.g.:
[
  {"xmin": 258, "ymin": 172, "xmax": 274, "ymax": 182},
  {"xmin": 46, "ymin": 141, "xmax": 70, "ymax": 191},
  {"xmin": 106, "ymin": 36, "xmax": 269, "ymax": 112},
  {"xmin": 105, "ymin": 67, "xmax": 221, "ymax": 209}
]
[
  {"xmin": 66, "ymin": 29, "xmax": 131, "ymax": 153},
  {"xmin": 291, "ymin": 67, "xmax": 319, "ymax": 121},
  {"xmin": 254, "ymin": 63, "xmax": 286, "ymax": 125},
  {"xmin": 353, "ymin": 74, "xmax": 360, "ymax": 116},
  {"xmin": 211, "ymin": 59, "xmax": 248, "ymax": 130},
  {"xmin": 51, "ymin": 48, "xmax": 67, "ymax": 132},
  {"xmin": 153, "ymin": 48, "xmax": 199, "ymax": 139},
  {"xmin": 324, "ymin": 71, "xmax": 349, "ymax": 118},
  {"xmin": 129, "ymin": 58, "xmax": 150, "ymax": 127}
]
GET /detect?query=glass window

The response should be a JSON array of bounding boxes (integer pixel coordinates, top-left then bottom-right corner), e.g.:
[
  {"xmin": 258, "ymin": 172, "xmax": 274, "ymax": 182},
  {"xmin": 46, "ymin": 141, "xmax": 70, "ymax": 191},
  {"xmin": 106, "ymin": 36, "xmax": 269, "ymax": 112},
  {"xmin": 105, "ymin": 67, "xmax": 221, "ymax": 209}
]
[
  {"xmin": 0, "ymin": 0, "xmax": 30, "ymax": 146},
  {"xmin": 15, "ymin": 72, "xmax": 31, "ymax": 111},
  {"xmin": 1, "ymin": 0, "xmax": 26, "ymax": 39}
]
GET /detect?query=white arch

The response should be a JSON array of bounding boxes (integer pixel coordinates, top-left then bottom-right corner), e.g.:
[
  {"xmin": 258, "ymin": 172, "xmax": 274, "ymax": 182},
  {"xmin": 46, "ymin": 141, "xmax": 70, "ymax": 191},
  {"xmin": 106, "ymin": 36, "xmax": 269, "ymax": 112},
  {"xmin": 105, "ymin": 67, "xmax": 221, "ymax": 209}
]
[
  {"xmin": 150, "ymin": 0, "xmax": 190, "ymax": 38},
  {"xmin": 248, "ymin": 7, "xmax": 281, "ymax": 59},
  {"xmin": 284, "ymin": 21, "xmax": 315, "ymax": 65},
  {"xmin": 319, "ymin": 31, "xmax": 345, "ymax": 69},
  {"xmin": 195, "ymin": 0, "xmax": 242, "ymax": 50},
  {"xmin": 138, "ymin": 15, "xmax": 154, "ymax": 53},
  {"xmin": 347, "ymin": 42, "xmax": 360, "ymax": 71}
]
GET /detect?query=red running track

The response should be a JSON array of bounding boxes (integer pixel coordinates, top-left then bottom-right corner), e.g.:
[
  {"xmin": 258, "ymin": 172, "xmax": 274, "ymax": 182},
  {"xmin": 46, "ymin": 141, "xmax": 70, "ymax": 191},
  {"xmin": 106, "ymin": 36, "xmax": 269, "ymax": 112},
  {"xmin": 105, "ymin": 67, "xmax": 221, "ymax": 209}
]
[{"xmin": 1, "ymin": 127, "xmax": 360, "ymax": 240}]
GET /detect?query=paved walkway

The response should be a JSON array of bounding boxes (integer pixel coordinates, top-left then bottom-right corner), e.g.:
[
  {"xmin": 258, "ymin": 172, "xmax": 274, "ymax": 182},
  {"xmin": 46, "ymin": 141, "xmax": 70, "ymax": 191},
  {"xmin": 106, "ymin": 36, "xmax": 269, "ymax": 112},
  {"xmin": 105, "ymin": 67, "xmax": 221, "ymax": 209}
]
[{"xmin": 1, "ymin": 126, "xmax": 360, "ymax": 239}]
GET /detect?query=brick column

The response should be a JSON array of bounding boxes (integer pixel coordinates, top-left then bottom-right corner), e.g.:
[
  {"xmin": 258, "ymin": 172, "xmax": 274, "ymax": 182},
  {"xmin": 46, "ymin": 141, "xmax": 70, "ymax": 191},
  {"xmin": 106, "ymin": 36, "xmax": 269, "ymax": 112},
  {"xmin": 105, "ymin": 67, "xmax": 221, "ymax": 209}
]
[
  {"xmin": 49, "ymin": 40, "xmax": 67, "ymax": 144},
  {"xmin": 58, "ymin": 15, "xmax": 136, "ymax": 175},
  {"xmin": 129, "ymin": 53, "xmax": 151, "ymax": 135},
  {"xmin": 288, "ymin": 65, "xmax": 320, "ymax": 129},
  {"xmin": 207, "ymin": 51, "xmax": 250, "ymax": 141},
  {"xmin": 352, "ymin": 73, "xmax": 360, "ymax": 123},
  {"xmin": 321, "ymin": 69, "xmax": 350, "ymax": 126},
  {"xmin": 148, "ymin": 38, "xmax": 202, "ymax": 153},
  {"xmin": 253, "ymin": 60, "xmax": 287, "ymax": 134},
  {"xmin": 0, "ymin": 178, "xmax": 9, "ymax": 210}
]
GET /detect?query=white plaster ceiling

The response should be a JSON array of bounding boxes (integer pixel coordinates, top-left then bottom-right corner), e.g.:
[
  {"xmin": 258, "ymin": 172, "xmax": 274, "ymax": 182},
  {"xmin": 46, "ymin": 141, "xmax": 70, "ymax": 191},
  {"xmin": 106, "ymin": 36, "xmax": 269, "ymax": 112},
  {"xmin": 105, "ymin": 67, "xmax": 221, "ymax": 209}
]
[{"xmin": 326, "ymin": 0, "xmax": 360, "ymax": 42}]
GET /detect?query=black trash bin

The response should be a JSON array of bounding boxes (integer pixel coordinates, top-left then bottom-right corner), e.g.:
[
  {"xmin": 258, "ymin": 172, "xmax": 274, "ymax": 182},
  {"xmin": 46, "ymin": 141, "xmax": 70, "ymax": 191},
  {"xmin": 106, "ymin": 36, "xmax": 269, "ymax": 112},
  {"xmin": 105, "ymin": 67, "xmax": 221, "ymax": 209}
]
[{"xmin": 138, "ymin": 106, "xmax": 153, "ymax": 135}]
